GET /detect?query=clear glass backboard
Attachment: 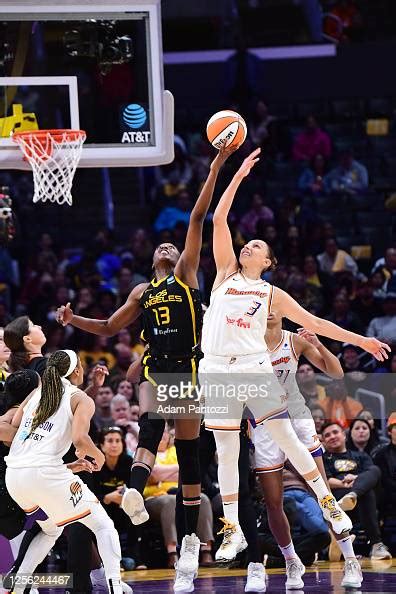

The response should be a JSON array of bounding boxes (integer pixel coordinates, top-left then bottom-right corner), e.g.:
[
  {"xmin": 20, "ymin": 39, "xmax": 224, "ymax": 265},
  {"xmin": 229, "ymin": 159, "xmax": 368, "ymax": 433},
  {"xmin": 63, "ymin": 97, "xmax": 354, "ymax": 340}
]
[{"xmin": 0, "ymin": 0, "xmax": 174, "ymax": 168}]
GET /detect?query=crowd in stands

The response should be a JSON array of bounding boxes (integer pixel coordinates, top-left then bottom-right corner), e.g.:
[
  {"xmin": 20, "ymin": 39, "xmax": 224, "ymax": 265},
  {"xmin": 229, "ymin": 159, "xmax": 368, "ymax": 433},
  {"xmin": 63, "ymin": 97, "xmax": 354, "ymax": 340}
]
[{"xmin": 0, "ymin": 92, "xmax": 395, "ymax": 569}]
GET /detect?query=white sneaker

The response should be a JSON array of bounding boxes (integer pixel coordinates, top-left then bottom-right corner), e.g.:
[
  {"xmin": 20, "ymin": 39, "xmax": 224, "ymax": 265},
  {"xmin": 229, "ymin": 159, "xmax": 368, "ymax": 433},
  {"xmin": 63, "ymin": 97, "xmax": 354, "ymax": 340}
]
[
  {"xmin": 245, "ymin": 562, "xmax": 266, "ymax": 592},
  {"xmin": 341, "ymin": 558, "xmax": 363, "ymax": 588},
  {"xmin": 121, "ymin": 488, "xmax": 149, "ymax": 525},
  {"xmin": 215, "ymin": 518, "xmax": 248, "ymax": 562},
  {"xmin": 285, "ymin": 558, "xmax": 305, "ymax": 590},
  {"xmin": 91, "ymin": 567, "xmax": 133, "ymax": 593},
  {"xmin": 121, "ymin": 581, "xmax": 133, "ymax": 594},
  {"xmin": 178, "ymin": 533, "xmax": 201, "ymax": 573},
  {"xmin": 319, "ymin": 495, "xmax": 352, "ymax": 535},
  {"xmin": 173, "ymin": 562, "xmax": 197, "ymax": 593},
  {"xmin": 370, "ymin": 542, "xmax": 392, "ymax": 560}
]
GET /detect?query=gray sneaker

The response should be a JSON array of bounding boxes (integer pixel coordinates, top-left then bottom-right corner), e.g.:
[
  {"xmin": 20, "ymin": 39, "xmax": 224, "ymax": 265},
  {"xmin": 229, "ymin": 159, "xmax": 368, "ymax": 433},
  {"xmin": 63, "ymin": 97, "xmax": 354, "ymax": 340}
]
[
  {"xmin": 370, "ymin": 542, "xmax": 392, "ymax": 560},
  {"xmin": 121, "ymin": 488, "xmax": 149, "ymax": 525}
]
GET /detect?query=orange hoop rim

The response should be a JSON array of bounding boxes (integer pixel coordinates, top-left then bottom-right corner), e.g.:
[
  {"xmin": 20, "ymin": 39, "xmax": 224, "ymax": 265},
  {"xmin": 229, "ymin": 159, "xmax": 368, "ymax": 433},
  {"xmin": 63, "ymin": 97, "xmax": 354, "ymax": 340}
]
[{"xmin": 12, "ymin": 129, "xmax": 86, "ymax": 144}]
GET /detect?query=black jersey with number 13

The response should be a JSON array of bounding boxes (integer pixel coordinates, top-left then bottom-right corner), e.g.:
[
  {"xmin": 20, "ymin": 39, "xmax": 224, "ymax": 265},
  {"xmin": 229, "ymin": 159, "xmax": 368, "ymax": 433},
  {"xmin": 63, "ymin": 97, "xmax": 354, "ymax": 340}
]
[{"xmin": 140, "ymin": 275, "xmax": 203, "ymax": 356}]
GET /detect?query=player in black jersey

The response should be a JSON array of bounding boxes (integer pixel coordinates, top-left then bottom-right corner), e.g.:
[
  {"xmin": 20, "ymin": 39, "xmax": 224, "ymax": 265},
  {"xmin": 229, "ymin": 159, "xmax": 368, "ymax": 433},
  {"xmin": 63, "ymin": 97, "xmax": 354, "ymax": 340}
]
[{"xmin": 57, "ymin": 146, "xmax": 235, "ymax": 592}]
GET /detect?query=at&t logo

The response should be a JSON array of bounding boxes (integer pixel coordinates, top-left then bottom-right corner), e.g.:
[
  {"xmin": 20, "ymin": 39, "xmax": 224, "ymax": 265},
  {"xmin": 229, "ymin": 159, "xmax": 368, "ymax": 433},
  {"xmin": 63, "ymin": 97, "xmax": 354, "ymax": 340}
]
[{"xmin": 121, "ymin": 103, "xmax": 150, "ymax": 143}]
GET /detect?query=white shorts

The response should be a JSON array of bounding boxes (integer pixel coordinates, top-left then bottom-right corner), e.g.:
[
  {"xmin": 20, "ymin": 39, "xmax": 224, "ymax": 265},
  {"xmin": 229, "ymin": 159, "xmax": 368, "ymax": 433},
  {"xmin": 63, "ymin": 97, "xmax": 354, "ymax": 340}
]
[
  {"xmin": 252, "ymin": 416, "xmax": 322, "ymax": 473},
  {"xmin": 6, "ymin": 465, "xmax": 99, "ymax": 527},
  {"xmin": 199, "ymin": 352, "xmax": 287, "ymax": 431}
]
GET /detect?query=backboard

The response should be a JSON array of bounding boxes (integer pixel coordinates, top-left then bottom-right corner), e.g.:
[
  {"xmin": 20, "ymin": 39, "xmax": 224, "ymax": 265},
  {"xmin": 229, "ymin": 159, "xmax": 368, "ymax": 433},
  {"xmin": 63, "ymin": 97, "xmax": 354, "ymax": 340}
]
[{"xmin": 0, "ymin": 0, "xmax": 174, "ymax": 169}]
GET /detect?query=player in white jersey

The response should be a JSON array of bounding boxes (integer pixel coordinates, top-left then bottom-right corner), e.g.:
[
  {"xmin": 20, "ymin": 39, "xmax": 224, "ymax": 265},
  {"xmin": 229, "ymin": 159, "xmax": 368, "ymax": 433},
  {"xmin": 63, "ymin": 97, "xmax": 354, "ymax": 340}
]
[
  {"xmin": 200, "ymin": 147, "xmax": 389, "ymax": 574},
  {"xmin": 252, "ymin": 311, "xmax": 362, "ymax": 589},
  {"xmin": 5, "ymin": 350, "xmax": 132, "ymax": 594}
]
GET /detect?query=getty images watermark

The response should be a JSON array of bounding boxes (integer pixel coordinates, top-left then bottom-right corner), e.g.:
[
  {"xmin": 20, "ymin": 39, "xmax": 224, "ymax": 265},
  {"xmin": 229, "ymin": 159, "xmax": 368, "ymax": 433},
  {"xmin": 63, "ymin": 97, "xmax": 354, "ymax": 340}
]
[
  {"xmin": 146, "ymin": 371, "xmax": 286, "ymax": 420},
  {"xmin": 145, "ymin": 372, "xmax": 396, "ymax": 421}
]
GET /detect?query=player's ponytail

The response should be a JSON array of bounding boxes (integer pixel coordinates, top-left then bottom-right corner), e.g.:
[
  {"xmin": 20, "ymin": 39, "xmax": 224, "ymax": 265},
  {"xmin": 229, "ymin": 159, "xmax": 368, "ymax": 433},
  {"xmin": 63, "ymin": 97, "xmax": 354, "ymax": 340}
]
[
  {"xmin": 31, "ymin": 350, "xmax": 75, "ymax": 432},
  {"xmin": 4, "ymin": 316, "xmax": 31, "ymax": 371},
  {"xmin": 266, "ymin": 245, "xmax": 278, "ymax": 272}
]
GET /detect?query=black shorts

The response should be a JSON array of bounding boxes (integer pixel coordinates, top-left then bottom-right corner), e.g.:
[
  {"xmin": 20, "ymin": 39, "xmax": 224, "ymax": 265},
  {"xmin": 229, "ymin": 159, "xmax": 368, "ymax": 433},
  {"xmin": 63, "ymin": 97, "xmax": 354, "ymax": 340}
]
[{"xmin": 140, "ymin": 352, "xmax": 202, "ymax": 387}]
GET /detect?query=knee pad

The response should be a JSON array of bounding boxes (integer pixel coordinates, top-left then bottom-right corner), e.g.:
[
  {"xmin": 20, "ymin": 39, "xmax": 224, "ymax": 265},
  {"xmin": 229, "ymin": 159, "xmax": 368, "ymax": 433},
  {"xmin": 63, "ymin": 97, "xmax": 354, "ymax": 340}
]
[
  {"xmin": 137, "ymin": 412, "xmax": 165, "ymax": 455},
  {"xmin": 175, "ymin": 438, "xmax": 200, "ymax": 485}
]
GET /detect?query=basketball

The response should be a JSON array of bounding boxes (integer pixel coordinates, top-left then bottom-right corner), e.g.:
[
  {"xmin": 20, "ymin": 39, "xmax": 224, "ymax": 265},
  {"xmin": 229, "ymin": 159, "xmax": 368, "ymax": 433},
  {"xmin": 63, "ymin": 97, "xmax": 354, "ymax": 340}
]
[{"xmin": 206, "ymin": 110, "xmax": 247, "ymax": 150}]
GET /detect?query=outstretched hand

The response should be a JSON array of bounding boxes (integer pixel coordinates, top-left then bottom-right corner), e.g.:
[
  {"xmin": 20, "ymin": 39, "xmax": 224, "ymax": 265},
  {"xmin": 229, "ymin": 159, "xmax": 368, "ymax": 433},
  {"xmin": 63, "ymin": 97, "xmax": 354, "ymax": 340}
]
[
  {"xmin": 210, "ymin": 143, "xmax": 239, "ymax": 172},
  {"xmin": 359, "ymin": 337, "xmax": 391, "ymax": 361},
  {"xmin": 56, "ymin": 302, "xmax": 74, "ymax": 326},
  {"xmin": 91, "ymin": 364, "xmax": 109, "ymax": 388},
  {"xmin": 234, "ymin": 147, "xmax": 261, "ymax": 180}
]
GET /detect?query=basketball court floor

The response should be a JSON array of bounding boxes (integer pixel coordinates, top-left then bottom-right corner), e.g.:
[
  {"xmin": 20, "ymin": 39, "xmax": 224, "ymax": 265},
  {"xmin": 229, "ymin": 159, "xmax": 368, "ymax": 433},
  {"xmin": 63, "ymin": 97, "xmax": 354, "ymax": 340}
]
[{"xmin": 120, "ymin": 561, "xmax": 396, "ymax": 593}]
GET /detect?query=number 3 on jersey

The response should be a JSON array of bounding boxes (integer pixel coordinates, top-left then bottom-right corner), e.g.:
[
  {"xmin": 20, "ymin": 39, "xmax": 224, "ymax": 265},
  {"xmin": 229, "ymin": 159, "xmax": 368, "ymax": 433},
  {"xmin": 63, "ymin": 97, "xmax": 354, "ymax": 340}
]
[{"xmin": 153, "ymin": 306, "xmax": 170, "ymax": 325}]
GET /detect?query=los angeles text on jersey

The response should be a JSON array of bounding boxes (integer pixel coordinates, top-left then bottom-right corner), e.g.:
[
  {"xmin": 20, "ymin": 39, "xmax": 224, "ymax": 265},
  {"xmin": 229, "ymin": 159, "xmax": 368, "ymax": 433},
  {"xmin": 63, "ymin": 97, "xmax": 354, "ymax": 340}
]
[{"xmin": 143, "ymin": 289, "xmax": 183, "ymax": 308}]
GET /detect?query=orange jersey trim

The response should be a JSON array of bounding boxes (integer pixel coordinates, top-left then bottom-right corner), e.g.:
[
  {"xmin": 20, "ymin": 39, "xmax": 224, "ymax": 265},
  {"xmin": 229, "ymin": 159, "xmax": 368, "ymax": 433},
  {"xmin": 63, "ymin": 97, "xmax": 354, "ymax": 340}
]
[
  {"xmin": 268, "ymin": 329, "xmax": 285, "ymax": 354},
  {"xmin": 205, "ymin": 423, "xmax": 241, "ymax": 431},
  {"xmin": 290, "ymin": 333, "xmax": 299, "ymax": 361},
  {"xmin": 24, "ymin": 505, "xmax": 39, "ymax": 514},
  {"xmin": 56, "ymin": 509, "xmax": 91, "ymax": 527},
  {"xmin": 255, "ymin": 463, "xmax": 284, "ymax": 473}
]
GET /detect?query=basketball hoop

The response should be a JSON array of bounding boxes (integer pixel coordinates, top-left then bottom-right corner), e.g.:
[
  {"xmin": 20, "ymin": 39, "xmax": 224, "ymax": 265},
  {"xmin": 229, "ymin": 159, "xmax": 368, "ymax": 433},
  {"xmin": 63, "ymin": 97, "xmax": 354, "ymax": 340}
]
[{"xmin": 12, "ymin": 129, "xmax": 86, "ymax": 206}]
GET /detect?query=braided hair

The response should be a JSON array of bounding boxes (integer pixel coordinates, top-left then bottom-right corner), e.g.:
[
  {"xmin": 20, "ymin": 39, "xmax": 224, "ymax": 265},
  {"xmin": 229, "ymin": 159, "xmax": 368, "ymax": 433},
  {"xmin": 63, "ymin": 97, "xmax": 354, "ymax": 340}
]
[
  {"xmin": 4, "ymin": 316, "xmax": 31, "ymax": 371},
  {"xmin": 31, "ymin": 351, "xmax": 72, "ymax": 433}
]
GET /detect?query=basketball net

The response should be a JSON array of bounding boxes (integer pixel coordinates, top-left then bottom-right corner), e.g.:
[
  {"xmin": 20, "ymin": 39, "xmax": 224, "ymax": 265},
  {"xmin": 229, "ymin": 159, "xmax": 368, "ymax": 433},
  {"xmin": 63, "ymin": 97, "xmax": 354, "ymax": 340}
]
[{"xmin": 13, "ymin": 129, "xmax": 86, "ymax": 206}]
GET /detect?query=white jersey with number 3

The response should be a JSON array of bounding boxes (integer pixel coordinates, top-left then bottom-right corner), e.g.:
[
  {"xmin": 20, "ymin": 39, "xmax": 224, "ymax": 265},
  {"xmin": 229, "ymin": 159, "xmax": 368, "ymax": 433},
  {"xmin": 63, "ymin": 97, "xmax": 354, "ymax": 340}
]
[{"xmin": 201, "ymin": 272, "xmax": 273, "ymax": 357}]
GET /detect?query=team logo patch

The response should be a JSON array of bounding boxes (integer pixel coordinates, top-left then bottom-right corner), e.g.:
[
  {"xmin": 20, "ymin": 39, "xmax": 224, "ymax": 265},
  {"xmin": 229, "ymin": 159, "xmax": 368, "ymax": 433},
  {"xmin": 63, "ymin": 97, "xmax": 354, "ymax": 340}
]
[
  {"xmin": 69, "ymin": 481, "xmax": 83, "ymax": 508},
  {"xmin": 245, "ymin": 300, "xmax": 262, "ymax": 316},
  {"xmin": 226, "ymin": 316, "xmax": 250, "ymax": 328}
]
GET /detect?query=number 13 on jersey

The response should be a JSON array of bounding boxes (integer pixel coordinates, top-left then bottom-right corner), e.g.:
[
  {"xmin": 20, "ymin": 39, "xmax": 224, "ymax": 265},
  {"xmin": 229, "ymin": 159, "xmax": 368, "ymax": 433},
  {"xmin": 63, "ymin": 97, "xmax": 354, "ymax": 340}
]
[{"xmin": 153, "ymin": 306, "xmax": 170, "ymax": 325}]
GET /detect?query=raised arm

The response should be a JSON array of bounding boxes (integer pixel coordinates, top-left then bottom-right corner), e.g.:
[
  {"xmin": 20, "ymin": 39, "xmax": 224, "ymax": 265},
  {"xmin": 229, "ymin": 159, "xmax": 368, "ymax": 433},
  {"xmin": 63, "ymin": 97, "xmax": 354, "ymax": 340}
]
[
  {"xmin": 273, "ymin": 288, "xmax": 390, "ymax": 361},
  {"xmin": 293, "ymin": 330, "xmax": 344, "ymax": 379},
  {"xmin": 175, "ymin": 146, "xmax": 236, "ymax": 285},
  {"xmin": 212, "ymin": 148, "xmax": 261, "ymax": 285},
  {"xmin": 56, "ymin": 282, "xmax": 147, "ymax": 337}
]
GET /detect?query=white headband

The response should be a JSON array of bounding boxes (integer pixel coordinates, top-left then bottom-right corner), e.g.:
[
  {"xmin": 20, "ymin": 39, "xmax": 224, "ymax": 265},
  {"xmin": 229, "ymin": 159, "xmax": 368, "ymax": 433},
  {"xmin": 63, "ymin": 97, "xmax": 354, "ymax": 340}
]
[{"xmin": 60, "ymin": 350, "xmax": 78, "ymax": 378}]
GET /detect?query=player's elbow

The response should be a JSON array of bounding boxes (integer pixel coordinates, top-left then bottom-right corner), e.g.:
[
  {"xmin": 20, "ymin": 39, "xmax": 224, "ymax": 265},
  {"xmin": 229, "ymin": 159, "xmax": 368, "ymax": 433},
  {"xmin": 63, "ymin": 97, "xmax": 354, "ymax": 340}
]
[
  {"xmin": 190, "ymin": 211, "xmax": 205, "ymax": 225},
  {"xmin": 72, "ymin": 433, "xmax": 88, "ymax": 451},
  {"xmin": 306, "ymin": 317, "xmax": 322, "ymax": 334},
  {"xmin": 102, "ymin": 321, "xmax": 118, "ymax": 338},
  {"xmin": 329, "ymin": 368, "xmax": 344, "ymax": 380},
  {"xmin": 212, "ymin": 212, "xmax": 226, "ymax": 226}
]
